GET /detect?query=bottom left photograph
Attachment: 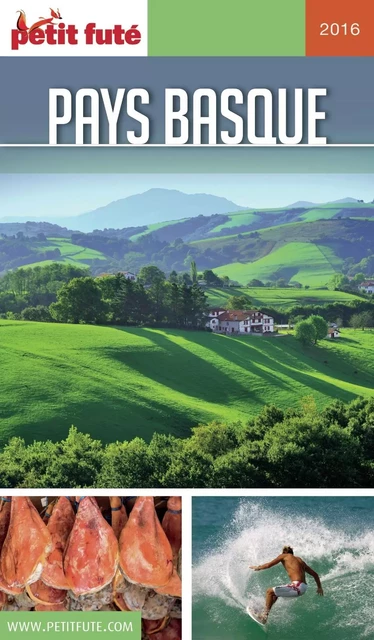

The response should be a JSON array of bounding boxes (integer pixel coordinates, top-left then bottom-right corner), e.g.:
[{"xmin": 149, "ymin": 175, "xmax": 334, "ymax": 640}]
[{"xmin": 0, "ymin": 496, "xmax": 182, "ymax": 638}]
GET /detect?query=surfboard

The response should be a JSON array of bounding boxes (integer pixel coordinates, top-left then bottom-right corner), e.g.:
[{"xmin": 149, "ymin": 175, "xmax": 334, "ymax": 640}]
[{"xmin": 246, "ymin": 606, "xmax": 266, "ymax": 627}]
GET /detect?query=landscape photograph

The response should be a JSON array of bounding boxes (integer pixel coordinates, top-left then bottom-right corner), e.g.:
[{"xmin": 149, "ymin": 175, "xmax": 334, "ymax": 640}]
[{"xmin": 0, "ymin": 173, "xmax": 373, "ymax": 488}]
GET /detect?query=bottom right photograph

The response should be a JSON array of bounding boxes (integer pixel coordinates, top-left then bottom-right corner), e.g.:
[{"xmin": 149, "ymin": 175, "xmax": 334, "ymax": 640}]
[{"xmin": 192, "ymin": 496, "xmax": 374, "ymax": 640}]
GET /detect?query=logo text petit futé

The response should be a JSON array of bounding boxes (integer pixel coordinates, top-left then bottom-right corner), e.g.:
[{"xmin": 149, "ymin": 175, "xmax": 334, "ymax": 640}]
[{"xmin": 11, "ymin": 7, "xmax": 142, "ymax": 51}]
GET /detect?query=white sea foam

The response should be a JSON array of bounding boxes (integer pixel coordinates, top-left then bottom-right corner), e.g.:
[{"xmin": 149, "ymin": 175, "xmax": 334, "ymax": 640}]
[{"xmin": 193, "ymin": 500, "xmax": 374, "ymax": 637}]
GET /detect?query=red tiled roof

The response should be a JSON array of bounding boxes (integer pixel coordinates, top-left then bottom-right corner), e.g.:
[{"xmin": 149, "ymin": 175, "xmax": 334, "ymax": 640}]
[
  {"xmin": 218, "ymin": 311, "xmax": 252, "ymax": 322},
  {"xmin": 361, "ymin": 281, "xmax": 374, "ymax": 286}
]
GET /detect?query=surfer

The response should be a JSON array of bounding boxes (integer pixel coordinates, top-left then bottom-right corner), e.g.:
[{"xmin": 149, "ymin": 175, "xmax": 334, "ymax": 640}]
[{"xmin": 249, "ymin": 545, "xmax": 323, "ymax": 624}]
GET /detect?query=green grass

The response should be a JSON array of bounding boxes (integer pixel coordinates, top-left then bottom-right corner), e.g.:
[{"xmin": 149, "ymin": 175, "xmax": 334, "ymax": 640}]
[
  {"xmin": 0, "ymin": 321, "xmax": 373, "ymax": 448},
  {"xmin": 206, "ymin": 287, "xmax": 362, "ymax": 310},
  {"xmin": 32, "ymin": 237, "xmax": 106, "ymax": 266},
  {"xmin": 214, "ymin": 242, "xmax": 343, "ymax": 286},
  {"xmin": 299, "ymin": 208, "xmax": 342, "ymax": 222},
  {"xmin": 191, "ymin": 221, "xmax": 303, "ymax": 247},
  {"xmin": 129, "ymin": 219, "xmax": 188, "ymax": 241},
  {"xmin": 208, "ymin": 211, "xmax": 260, "ymax": 233}
]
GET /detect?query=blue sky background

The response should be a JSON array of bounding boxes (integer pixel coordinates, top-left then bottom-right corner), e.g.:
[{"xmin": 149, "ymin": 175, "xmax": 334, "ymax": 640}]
[{"xmin": 0, "ymin": 174, "xmax": 374, "ymax": 219}]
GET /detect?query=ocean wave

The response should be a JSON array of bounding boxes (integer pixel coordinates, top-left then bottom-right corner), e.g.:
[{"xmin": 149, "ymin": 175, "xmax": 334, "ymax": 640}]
[{"xmin": 193, "ymin": 499, "xmax": 374, "ymax": 638}]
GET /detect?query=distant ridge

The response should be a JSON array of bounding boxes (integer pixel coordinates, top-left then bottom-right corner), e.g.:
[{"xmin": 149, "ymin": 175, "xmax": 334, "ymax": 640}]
[
  {"xmin": 286, "ymin": 197, "xmax": 361, "ymax": 208},
  {"xmin": 0, "ymin": 188, "xmax": 246, "ymax": 233}
]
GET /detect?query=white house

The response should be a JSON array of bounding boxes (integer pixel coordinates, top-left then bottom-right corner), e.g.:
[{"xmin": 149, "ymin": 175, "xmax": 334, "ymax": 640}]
[
  {"xmin": 207, "ymin": 309, "xmax": 274, "ymax": 334},
  {"xmin": 327, "ymin": 328, "xmax": 340, "ymax": 339},
  {"xmin": 121, "ymin": 271, "xmax": 137, "ymax": 282},
  {"xmin": 360, "ymin": 280, "xmax": 374, "ymax": 294}
]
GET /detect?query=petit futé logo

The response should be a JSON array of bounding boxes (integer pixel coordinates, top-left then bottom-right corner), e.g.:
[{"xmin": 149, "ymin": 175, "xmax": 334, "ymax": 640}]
[{"xmin": 11, "ymin": 7, "xmax": 142, "ymax": 51}]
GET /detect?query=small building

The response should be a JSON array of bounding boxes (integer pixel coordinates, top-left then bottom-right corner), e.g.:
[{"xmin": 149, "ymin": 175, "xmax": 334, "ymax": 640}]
[
  {"xmin": 97, "ymin": 271, "xmax": 137, "ymax": 281},
  {"xmin": 206, "ymin": 309, "xmax": 275, "ymax": 334},
  {"xmin": 327, "ymin": 328, "xmax": 340, "ymax": 339},
  {"xmin": 120, "ymin": 271, "xmax": 137, "ymax": 282},
  {"xmin": 360, "ymin": 280, "xmax": 374, "ymax": 294}
]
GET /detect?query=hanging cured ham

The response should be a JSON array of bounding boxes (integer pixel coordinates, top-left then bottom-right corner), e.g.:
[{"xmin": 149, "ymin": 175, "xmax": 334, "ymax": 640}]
[
  {"xmin": 119, "ymin": 496, "xmax": 174, "ymax": 589},
  {"xmin": 64, "ymin": 497, "xmax": 118, "ymax": 596},
  {"xmin": 42, "ymin": 497, "xmax": 75, "ymax": 590},
  {"xmin": 1, "ymin": 497, "xmax": 52, "ymax": 588}
]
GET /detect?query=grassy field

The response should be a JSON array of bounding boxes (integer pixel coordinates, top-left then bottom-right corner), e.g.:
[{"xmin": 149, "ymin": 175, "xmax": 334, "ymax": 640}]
[
  {"xmin": 1, "ymin": 321, "xmax": 373, "ymax": 448},
  {"xmin": 299, "ymin": 208, "xmax": 342, "ymax": 222},
  {"xmin": 208, "ymin": 211, "xmax": 260, "ymax": 233},
  {"xmin": 26, "ymin": 238, "xmax": 107, "ymax": 268},
  {"xmin": 215, "ymin": 242, "xmax": 343, "ymax": 286},
  {"xmin": 129, "ymin": 219, "xmax": 187, "ymax": 241},
  {"xmin": 206, "ymin": 287, "xmax": 362, "ymax": 310}
]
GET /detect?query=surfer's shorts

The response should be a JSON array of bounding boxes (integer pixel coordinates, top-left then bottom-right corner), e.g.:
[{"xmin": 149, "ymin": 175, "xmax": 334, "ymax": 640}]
[{"xmin": 273, "ymin": 581, "xmax": 308, "ymax": 598}]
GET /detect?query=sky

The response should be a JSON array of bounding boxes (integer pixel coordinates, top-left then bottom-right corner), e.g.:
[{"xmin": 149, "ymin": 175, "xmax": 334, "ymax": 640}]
[{"xmin": 0, "ymin": 174, "xmax": 374, "ymax": 219}]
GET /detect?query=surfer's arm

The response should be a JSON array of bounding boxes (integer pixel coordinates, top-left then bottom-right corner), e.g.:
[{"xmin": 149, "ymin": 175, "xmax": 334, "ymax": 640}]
[
  {"xmin": 304, "ymin": 563, "xmax": 324, "ymax": 595},
  {"xmin": 249, "ymin": 555, "xmax": 284, "ymax": 571}
]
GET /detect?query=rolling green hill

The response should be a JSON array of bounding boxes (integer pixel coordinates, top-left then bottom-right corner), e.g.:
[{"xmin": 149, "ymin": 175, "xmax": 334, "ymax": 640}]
[
  {"xmin": 1, "ymin": 321, "xmax": 373, "ymax": 448},
  {"xmin": 214, "ymin": 242, "xmax": 343, "ymax": 286},
  {"xmin": 206, "ymin": 287, "xmax": 362, "ymax": 310},
  {"xmin": 41, "ymin": 237, "xmax": 106, "ymax": 262},
  {"xmin": 1, "ymin": 209, "xmax": 374, "ymax": 282},
  {"xmin": 17, "ymin": 237, "xmax": 107, "ymax": 269}
]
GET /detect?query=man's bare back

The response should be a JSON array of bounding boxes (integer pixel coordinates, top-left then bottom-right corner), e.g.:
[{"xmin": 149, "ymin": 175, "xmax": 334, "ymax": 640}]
[{"xmin": 281, "ymin": 553, "xmax": 307, "ymax": 582}]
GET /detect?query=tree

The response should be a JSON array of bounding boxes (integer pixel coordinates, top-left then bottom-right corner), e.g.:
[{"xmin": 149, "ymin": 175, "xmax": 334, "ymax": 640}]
[
  {"xmin": 138, "ymin": 266, "xmax": 166, "ymax": 322},
  {"xmin": 335, "ymin": 317, "xmax": 343, "ymax": 328},
  {"xmin": 50, "ymin": 277, "xmax": 106, "ymax": 324},
  {"xmin": 21, "ymin": 305, "xmax": 53, "ymax": 322},
  {"xmin": 226, "ymin": 295, "xmax": 251, "ymax": 310},
  {"xmin": 138, "ymin": 265, "xmax": 165, "ymax": 287},
  {"xmin": 190, "ymin": 260, "xmax": 198, "ymax": 284},
  {"xmin": 202, "ymin": 270, "xmax": 222, "ymax": 286},
  {"xmin": 178, "ymin": 272, "xmax": 192, "ymax": 286},
  {"xmin": 264, "ymin": 415, "xmax": 361, "ymax": 487},
  {"xmin": 328, "ymin": 274, "xmax": 349, "ymax": 291},
  {"xmin": 295, "ymin": 319, "xmax": 317, "ymax": 346},
  {"xmin": 350, "ymin": 311, "xmax": 374, "ymax": 330},
  {"xmin": 352, "ymin": 272, "xmax": 366, "ymax": 287},
  {"xmin": 169, "ymin": 270, "xmax": 178, "ymax": 283},
  {"xmin": 309, "ymin": 314, "xmax": 328, "ymax": 343},
  {"xmin": 166, "ymin": 282, "xmax": 183, "ymax": 325},
  {"xmin": 247, "ymin": 279, "xmax": 264, "ymax": 287},
  {"xmin": 276, "ymin": 278, "xmax": 288, "ymax": 288}
]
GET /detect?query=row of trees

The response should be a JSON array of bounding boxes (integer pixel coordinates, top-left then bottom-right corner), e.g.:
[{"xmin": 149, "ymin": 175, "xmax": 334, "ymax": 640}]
[
  {"xmin": 21, "ymin": 268, "xmax": 210, "ymax": 327},
  {"xmin": 0, "ymin": 264, "xmax": 89, "ymax": 315},
  {"xmin": 0, "ymin": 396, "xmax": 373, "ymax": 488}
]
